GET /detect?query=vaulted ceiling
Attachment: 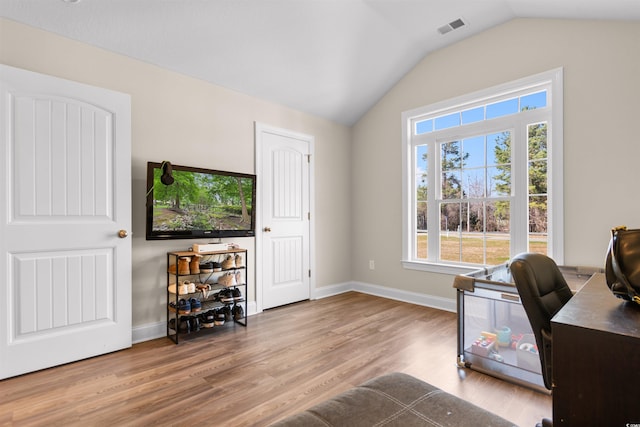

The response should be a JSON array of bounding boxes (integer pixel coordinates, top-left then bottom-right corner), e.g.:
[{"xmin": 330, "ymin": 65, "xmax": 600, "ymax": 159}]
[{"xmin": 2, "ymin": 0, "xmax": 639, "ymax": 125}]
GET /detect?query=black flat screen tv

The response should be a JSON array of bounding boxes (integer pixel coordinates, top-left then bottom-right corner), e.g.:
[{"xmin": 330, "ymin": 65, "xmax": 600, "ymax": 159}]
[{"xmin": 145, "ymin": 162, "xmax": 256, "ymax": 240}]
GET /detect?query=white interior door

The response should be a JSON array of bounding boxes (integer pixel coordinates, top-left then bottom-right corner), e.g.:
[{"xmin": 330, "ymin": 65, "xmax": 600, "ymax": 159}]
[
  {"xmin": 256, "ymin": 124, "xmax": 312, "ymax": 310},
  {"xmin": 0, "ymin": 65, "xmax": 132, "ymax": 379}
]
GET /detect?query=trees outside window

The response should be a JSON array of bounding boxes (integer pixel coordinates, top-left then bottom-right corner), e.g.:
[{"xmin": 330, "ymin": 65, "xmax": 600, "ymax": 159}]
[{"xmin": 402, "ymin": 69, "xmax": 563, "ymax": 272}]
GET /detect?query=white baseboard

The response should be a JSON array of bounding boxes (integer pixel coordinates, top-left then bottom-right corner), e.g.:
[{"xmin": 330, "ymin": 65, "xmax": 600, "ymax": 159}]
[
  {"xmin": 314, "ymin": 281, "xmax": 456, "ymax": 313},
  {"xmin": 132, "ymin": 300, "xmax": 258, "ymax": 344},
  {"xmin": 132, "ymin": 321, "xmax": 166, "ymax": 344}
]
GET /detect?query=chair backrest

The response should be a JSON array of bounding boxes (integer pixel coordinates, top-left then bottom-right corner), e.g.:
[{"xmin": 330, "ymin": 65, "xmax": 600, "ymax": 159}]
[{"xmin": 509, "ymin": 252, "xmax": 573, "ymax": 390}]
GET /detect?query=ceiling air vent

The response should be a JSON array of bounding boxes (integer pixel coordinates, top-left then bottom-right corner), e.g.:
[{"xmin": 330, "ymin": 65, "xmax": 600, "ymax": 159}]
[{"xmin": 437, "ymin": 18, "xmax": 466, "ymax": 35}]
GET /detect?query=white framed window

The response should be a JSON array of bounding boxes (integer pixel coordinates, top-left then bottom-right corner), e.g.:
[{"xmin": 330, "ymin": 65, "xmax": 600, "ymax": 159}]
[{"xmin": 402, "ymin": 68, "xmax": 563, "ymax": 274}]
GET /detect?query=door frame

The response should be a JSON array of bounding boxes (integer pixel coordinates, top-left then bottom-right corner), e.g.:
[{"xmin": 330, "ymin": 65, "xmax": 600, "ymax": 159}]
[{"xmin": 254, "ymin": 122, "xmax": 315, "ymax": 313}]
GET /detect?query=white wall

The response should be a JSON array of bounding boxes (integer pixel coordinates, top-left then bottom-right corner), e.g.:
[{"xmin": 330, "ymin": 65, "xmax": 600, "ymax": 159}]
[
  {"xmin": 0, "ymin": 18, "xmax": 353, "ymax": 331},
  {"xmin": 351, "ymin": 18, "xmax": 640, "ymax": 300}
]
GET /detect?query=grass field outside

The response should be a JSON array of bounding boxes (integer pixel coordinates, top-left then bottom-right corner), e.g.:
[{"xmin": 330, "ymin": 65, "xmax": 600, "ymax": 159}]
[{"xmin": 416, "ymin": 232, "xmax": 547, "ymax": 265}]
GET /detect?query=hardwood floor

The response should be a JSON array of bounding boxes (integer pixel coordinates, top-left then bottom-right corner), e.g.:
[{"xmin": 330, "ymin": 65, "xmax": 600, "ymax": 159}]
[{"xmin": 0, "ymin": 292, "xmax": 551, "ymax": 426}]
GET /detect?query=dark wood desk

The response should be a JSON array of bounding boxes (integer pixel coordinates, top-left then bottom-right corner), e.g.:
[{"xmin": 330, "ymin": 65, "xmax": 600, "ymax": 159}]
[{"xmin": 552, "ymin": 273, "xmax": 640, "ymax": 425}]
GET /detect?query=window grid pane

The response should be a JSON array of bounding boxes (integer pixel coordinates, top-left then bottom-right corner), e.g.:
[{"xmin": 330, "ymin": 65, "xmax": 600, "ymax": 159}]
[
  {"xmin": 435, "ymin": 112, "xmax": 460, "ymax": 130},
  {"xmin": 416, "ymin": 119, "xmax": 433, "ymax": 135},
  {"xmin": 440, "ymin": 202, "xmax": 461, "ymax": 262},
  {"xmin": 486, "ymin": 98, "xmax": 519, "ymax": 119},
  {"xmin": 521, "ymin": 91, "xmax": 547, "ymax": 110}
]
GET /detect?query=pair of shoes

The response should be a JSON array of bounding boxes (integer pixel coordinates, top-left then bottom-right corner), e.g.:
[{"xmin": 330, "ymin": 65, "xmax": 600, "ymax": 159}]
[
  {"xmin": 216, "ymin": 288, "xmax": 235, "ymax": 303},
  {"xmin": 184, "ymin": 281, "xmax": 196, "ymax": 293},
  {"xmin": 196, "ymin": 283, "xmax": 211, "ymax": 299},
  {"xmin": 233, "ymin": 304, "xmax": 244, "ymax": 321},
  {"xmin": 221, "ymin": 255, "xmax": 236, "ymax": 270},
  {"xmin": 199, "ymin": 310, "xmax": 216, "ymax": 328},
  {"xmin": 218, "ymin": 272, "xmax": 237, "ymax": 287},
  {"xmin": 168, "ymin": 281, "xmax": 196, "ymax": 295},
  {"xmin": 169, "ymin": 317, "xmax": 190, "ymax": 334},
  {"xmin": 199, "ymin": 262, "xmax": 214, "ymax": 273}
]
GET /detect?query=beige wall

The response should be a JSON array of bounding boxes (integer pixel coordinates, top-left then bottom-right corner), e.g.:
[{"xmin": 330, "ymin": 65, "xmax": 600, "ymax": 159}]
[
  {"xmin": 0, "ymin": 18, "xmax": 352, "ymax": 328},
  {"xmin": 351, "ymin": 18, "xmax": 640, "ymax": 299}
]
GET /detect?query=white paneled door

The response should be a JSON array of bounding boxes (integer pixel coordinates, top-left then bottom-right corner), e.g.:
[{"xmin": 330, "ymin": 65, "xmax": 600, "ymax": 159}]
[
  {"xmin": 0, "ymin": 65, "xmax": 132, "ymax": 379},
  {"xmin": 256, "ymin": 124, "xmax": 312, "ymax": 310}
]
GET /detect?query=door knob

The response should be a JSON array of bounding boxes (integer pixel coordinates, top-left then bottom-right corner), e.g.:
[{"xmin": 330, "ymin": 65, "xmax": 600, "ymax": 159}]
[
  {"xmin": 118, "ymin": 229, "xmax": 128, "ymax": 238},
  {"xmin": 263, "ymin": 227, "xmax": 271, "ymax": 232}
]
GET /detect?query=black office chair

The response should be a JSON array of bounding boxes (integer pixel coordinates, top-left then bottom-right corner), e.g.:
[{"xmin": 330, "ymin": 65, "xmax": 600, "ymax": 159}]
[{"xmin": 509, "ymin": 253, "xmax": 573, "ymax": 391}]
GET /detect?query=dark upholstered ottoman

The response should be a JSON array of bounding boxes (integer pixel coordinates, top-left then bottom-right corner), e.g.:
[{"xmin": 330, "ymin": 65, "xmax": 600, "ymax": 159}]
[{"xmin": 270, "ymin": 372, "xmax": 515, "ymax": 427}]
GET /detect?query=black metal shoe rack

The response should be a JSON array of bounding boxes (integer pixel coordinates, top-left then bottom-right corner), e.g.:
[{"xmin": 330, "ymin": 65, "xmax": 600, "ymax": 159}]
[{"xmin": 166, "ymin": 248, "xmax": 248, "ymax": 344}]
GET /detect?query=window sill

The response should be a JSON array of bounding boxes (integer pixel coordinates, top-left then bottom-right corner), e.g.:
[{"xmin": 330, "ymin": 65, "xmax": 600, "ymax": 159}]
[{"xmin": 401, "ymin": 260, "xmax": 482, "ymax": 275}]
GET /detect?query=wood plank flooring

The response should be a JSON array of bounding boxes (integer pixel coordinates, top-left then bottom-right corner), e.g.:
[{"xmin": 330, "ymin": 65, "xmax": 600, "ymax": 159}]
[{"xmin": 0, "ymin": 292, "xmax": 551, "ymax": 426}]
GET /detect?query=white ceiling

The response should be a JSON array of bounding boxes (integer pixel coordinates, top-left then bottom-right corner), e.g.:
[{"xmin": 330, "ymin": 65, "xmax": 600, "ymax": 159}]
[{"xmin": 2, "ymin": 0, "xmax": 639, "ymax": 125}]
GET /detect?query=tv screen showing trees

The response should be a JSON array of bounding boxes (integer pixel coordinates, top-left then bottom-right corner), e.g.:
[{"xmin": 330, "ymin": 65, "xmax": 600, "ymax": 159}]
[{"xmin": 145, "ymin": 162, "xmax": 256, "ymax": 240}]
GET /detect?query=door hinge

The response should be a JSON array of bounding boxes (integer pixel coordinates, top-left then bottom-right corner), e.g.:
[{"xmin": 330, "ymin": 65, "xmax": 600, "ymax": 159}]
[
  {"xmin": 306, "ymin": 154, "xmax": 311, "ymax": 163},
  {"xmin": 309, "ymin": 269, "xmax": 311, "ymax": 278},
  {"xmin": 308, "ymin": 212, "xmax": 311, "ymax": 220}
]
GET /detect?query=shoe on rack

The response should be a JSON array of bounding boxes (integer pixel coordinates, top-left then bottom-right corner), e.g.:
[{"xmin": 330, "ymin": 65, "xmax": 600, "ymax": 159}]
[
  {"xmin": 189, "ymin": 298, "xmax": 202, "ymax": 312},
  {"xmin": 189, "ymin": 254, "xmax": 202, "ymax": 274},
  {"xmin": 177, "ymin": 298, "xmax": 191, "ymax": 314},
  {"xmin": 221, "ymin": 305, "xmax": 233, "ymax": 322},
  {"xmin": 178, "ymin": 257, "xmax": 191, "ymax": 275},
  {"xmin": 187, "ymin": 315, "xmax": 200, "ymax": 332},
  {"xmin": 232, "ymin": 287, "xmax": 243, "ymax": 301},
  {"xmin": 199, "ymin": 311, "xmax": 216, "ymax": 328},
  {"xmin": 168, "ymin": 281, "xmax": 190, "ymax": 295},
  {"xmin": 169, "ymin": 317, "xmax": 190, "ymax": 334},
  {"xmin": 234, "ymin": 254, "xmax": 243, "ymax": 268},
  {"xmin": 196, "ymin": 283, "xmax": 211, "ymax": 299},
  {"xmin": 199, "ymin": 262, "xmax": 214, "ymax": 274},
  {"xmin": 212, "ymin": 262, "xmax": 222, "ymax": 272},
  {"xmin": 179, "ymin": 281, "xmax": 191, "ymax": 294},
  {"xmin": 220, "ymin": 272, "xmax": 237, "ymax": 287},
  {"xmin": 218, "ymin": 273, "xmax": 232, "ymax": 287},
  {"xmin": 214, "ymin": 309, "xmax": 226, "ymax": 326},
  {"xmin": 187, "ymin": 281, "xmax": 196, "ymax": 293},
  {"xmin": 217, "ymin": 288, "xmax": 235, "ymax": 303},
  {"xmin": 180, "ymin": 316, "xmax": 191, "ymax": 333},
  {"xmin": 234, "ymin": 271, "xmax": 243, "ymax": 286},
  {"xmin": 233, "ymin": 304, "xmax": 244, "ymax": 321},
  {"xmin": 221, "ymin": 255, "xmax": 236, "ymax": 270}
]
